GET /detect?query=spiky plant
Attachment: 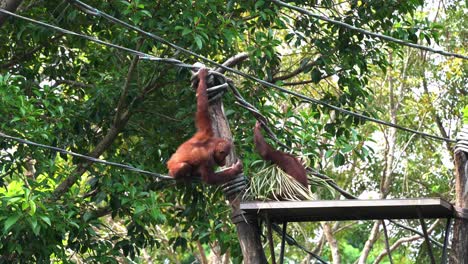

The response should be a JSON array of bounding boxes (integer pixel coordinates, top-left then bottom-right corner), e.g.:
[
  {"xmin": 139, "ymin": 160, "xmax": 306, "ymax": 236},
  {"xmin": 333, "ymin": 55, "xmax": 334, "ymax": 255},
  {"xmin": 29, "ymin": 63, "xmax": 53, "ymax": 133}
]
[{"xmin": 245, "ymin": 160, "xmax": 316, "ymax": 201}]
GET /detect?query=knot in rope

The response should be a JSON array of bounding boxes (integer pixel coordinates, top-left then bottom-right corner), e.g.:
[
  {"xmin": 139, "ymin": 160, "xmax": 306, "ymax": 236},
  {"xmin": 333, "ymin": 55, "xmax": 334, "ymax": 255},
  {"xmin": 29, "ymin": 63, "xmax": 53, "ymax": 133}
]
[
  {"xmin": 191, "ymin": 64, "xmax": 230, "ymax": 103},
  {"xmin": 220, "ymin": 174, "xmax": 248, "ymax": 200}
]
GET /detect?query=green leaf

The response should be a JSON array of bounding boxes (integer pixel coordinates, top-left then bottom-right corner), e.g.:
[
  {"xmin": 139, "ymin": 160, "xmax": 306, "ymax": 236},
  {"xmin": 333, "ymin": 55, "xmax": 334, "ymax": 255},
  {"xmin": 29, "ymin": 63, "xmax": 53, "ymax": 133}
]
[
  {"xmin": 311, "ymin": 68, "xmax": 322, "ymax": 83},
  {"xmin": 225, "ymin": 109, "xmax": 235, "ymax": 116},
  {"xmin": 83, "ymin": 212, "xmax": 93, "ymax": 222},
  {"xmin": 255, "ymin": 0, "xmax": 265, "ymax": 9},
  {"xmin": 223, "ymin": 29, "xmax": 234, "ymax": 42},
  {"xmin": 150, "ymin": 208, "xmax": 164, "ymax": 222},
  {"xmin": 134, "ymin": 205, "xmax": 146, "ymax": 216},
  {"xmin": 7, "ymin": 197, "xmax": 22, "ymax": 205},
  {"xmin": 4, "ymin": 215, "xmax": 21, "ymax": 233},
  {"xmin": 342, "ymin": 144, "xmax": 354, "ymax": 153},
  {"xmin": 29, "ymin": 200, "xmax": 37, "ymax": 215},
  {"xmin": 194, "ymin": 35, "xmax": 203, "ymax": 49},
  {"xmin": 463, "ymin": 106, "xmax": 468, "ymax": 124},
  {"xmin": 30, "ymin": 217, "xmax": 40, "ymax": 235},
  {"xmin": 333, "ymin": 153, "xmax": 345, "ymax": 167},
  {"xmin": 182, "ymin": 28, "xmax": 192, "ymax": 36},
  {"xmin": 39, "ymin": 215, "xmax": 51, "ymax": 226},
  {"xmin": 22, "ymin": 201, "xmax": 30, "ymax": 211},
  {"xmin": 141, "ymin": 10, "xmax": 152, "ymax": 18},
  {"xmin": 10, "ymin": 117, "xmax": 21, "ymax": 123},
  {"xmin": 69, "ymin": 221, "xmax": 80, "ymax": 229}
]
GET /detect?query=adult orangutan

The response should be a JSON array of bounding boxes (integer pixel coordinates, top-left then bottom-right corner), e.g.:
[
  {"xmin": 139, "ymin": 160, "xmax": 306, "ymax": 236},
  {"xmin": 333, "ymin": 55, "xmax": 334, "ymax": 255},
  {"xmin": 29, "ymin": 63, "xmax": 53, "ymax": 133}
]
[
  {"xmin": 254, "ymin": 121, "xmax": 308, "ymax": 187},
  {"xmin": 167, "ymin": 68, "xmax": 242, "ymax": 184}
]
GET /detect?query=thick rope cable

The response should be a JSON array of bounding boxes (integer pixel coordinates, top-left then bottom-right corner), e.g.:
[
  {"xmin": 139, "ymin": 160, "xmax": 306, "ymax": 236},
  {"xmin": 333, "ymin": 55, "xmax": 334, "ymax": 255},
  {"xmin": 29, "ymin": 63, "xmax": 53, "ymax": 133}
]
[
  {"xmin": 0, "ymin": 132, "xmax": 173, "ymax": 180},
  {"xmin": 61, "ymin": 1, "xmax": 455, "ymax": 143},
  {"xmin": 271, "ymin": 0, "xmax": 467, "ymax": 60}
]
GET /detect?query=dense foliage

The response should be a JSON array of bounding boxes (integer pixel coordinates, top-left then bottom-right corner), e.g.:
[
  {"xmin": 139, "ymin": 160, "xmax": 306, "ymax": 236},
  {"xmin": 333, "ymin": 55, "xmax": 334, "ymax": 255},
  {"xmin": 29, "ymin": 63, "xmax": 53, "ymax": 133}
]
[{"xmin": 0, "ymin": 0, "xmax": 465, "ymax": 263}]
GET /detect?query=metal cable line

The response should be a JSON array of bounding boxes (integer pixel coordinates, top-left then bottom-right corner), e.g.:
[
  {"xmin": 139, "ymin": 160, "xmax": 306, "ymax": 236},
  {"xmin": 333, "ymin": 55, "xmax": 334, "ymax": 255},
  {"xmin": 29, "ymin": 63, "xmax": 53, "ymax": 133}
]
[
  {"xmin": 63, "ymin": 0, "xmax": 456, "ymax": 143},
  {"xmin": 0, "ymin": 132, "xmax": 173, "ymax": 180},
  {"xmin": 0, "ymin": 8, "xmax": 449, "ymax": 249},
  {"xmin": 0, "ymin": 9, "xmax": 195, "ymax": 69},
  {"xmin": 271, "ymin": 0, "xmax": 467, "ymax": 60}
]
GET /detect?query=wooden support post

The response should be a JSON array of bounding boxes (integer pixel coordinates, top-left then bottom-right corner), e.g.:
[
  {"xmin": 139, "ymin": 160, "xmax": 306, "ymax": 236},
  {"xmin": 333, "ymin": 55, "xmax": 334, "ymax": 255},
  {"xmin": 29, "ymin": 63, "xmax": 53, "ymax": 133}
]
[
  {"xmin": 450, "ymin": 144, "xmax": 468, "ymax": 264},
  {"xmin": 209, "ymin": 93, "xmax": 267, "ymax": 263}
]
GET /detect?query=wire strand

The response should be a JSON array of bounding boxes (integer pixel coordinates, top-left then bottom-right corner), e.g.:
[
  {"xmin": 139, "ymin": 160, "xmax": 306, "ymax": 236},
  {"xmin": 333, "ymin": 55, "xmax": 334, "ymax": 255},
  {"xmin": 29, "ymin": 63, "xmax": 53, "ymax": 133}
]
[
  {"xmin": 0, "ymin": 7, "xmax": 455, "ymax": 143},
  {"xmin": 62, "ymin": 1, "xmax": 455, "ymax": 143},
  {"xmin": 0, "ymin": 9, "xmax": 196, "ymax": 70},
  {"xmin": 0, "ymin": 132, "xmax": 173, "ymax": 180},
  {"xmin": 0, "ymin": 8, "xmax": 449, "ymax": 248},
  {"xmin": 220, "ymin": 75, "xmax": 447, "ymax": 252},
  {"xmin": 271, "ymin": 0, "xmax": 467, "ymax": 60},
  {"xmin": 271, "ymin": 223, "xmax": 329, "ymax": 264}
]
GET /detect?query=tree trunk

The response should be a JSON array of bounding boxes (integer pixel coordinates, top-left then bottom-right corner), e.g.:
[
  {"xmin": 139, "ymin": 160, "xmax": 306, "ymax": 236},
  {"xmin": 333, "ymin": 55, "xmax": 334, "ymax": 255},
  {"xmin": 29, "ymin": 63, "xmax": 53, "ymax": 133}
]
[
  {"xmin": 208, "ymin": 94, "xmax": 267, "ymax": 263},
  {"xmin": 358, "ymin": 51, "xmax": 411, "ymax": 264},
  {"xmin": 323, "ymin": 222, "xmax": 341, "ymax": 264},
  {"xmin": 450, "ymin": 148, "xmax": 468, "ymax": 263},
  {"xmin": 358, "ymin": 221, "xmax": 381, "ymax": 264},
  {"xmin": 0, "ymin": 0, "xmax": 23, "ymax": 26}
]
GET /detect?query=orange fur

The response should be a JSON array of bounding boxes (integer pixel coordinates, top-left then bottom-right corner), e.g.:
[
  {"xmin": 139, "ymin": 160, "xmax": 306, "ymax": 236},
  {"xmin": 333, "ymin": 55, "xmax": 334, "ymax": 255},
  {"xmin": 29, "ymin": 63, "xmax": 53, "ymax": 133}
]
[
  {"xmin": 254, "ymin": 121, "xmax": 308, "ymax": 187},
  {"xmin": 167, "ymin": 68, "xmax": 242, "ymax": 185}
]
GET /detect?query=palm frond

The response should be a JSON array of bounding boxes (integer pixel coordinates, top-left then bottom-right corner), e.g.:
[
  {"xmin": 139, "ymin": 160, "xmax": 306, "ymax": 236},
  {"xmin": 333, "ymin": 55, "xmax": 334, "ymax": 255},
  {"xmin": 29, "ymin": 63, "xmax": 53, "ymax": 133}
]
[{"xmin": 245, "ymin": 161, "xmax": 316, "ymax": 201}]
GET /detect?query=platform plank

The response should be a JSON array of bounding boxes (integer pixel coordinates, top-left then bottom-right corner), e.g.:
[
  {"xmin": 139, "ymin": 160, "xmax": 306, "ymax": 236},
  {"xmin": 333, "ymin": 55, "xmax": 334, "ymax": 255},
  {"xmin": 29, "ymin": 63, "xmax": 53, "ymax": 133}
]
[{"xmin": 240, "ymin": 198, "xmax": 453, "ymax": 222}]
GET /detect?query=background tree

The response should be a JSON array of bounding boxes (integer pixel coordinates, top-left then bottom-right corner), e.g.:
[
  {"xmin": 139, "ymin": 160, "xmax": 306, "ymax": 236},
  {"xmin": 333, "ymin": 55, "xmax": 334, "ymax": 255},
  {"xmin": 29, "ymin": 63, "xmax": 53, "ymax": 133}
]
[{"xmin": 0, "ymin": 0, "xmax": 465, "ymax": 263}]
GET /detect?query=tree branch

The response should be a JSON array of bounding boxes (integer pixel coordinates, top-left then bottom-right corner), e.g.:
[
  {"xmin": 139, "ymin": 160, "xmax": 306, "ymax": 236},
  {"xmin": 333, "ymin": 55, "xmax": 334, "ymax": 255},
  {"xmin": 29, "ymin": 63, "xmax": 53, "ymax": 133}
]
[
  {"xmin": 53, "ymin": 48, "xmax": 142, "ymax": 199},
  {"xmin": 271, "ymin": 57, "xmax": 322, "ymax": 82},
  {"xmin": 282, "ymin": 69, "xmax": 345, "ymax": 86},
  {"xmin": 114, "ymin": 41, "xmax": 142, "ymax": 124},
  {"xmin": 372, "ymin": 219, "xmax": 441, "ymax": 264},
  {"xmin": 52, "ymin": 79, "xmax": 94, "ymax": 88},
  {"xmin": 196, "ymin": 240, "xmax": 209, "ymax": 264},
  {"xmin": 214, "ymin": 52, "xmax": 249, "ymax": 73},
  {"xmin": 0, "ymin": 34, "xmax": 64, "ymax": 69},
  {"xmin": 323, "ymin": 222, "xmax": 341, "ymax": 264},
  {"xmin": 357, "ymin": 221, "xmax": 381, "ymax": 264},
  {"xmin": 421, "ymin": 72, "xmax": 453, "ymax": 156}
]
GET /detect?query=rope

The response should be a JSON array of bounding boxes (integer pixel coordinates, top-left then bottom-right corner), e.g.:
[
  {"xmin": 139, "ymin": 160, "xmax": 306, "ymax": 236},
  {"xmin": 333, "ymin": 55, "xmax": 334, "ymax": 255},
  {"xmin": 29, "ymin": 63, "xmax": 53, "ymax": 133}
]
[
  {"xmin": 381, "ymin": 220, "xmax": 394, "ymax": 264},
  {"xmin": 1, "ymin": 4, "xmax": 461, "ymax": 234},
  {"xmin": 0, "ymin": 9, "xmax": 196, "ymax": 70},
  {"xmin": 0, "ymin": 7, "xmax": 456, "ymax": 143},
  {"xmin": 63, "ymin": 1, "xmax": 456, "ymax": 143},
  {"xmin": 455, "ymin": 126, "xmax": 468, "ymax": 153},
  {"xmin": 0, "ymin": 132, "xmax": 173, "ymax": 180},
  {"xmin": 454, "ymin": 206, "xmax": 468, "ymax": 220},
  {"xmin": 271, "ymin": 0, "xmax": 468, "ymax": 60}
]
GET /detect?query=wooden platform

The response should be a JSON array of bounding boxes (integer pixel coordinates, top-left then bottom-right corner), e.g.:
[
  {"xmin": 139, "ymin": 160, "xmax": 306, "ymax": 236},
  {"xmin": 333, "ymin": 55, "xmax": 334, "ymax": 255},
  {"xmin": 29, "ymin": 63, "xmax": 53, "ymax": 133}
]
[{"xmin": 240, "ymin": 198, "xmax": 454, "ymax": 222}]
